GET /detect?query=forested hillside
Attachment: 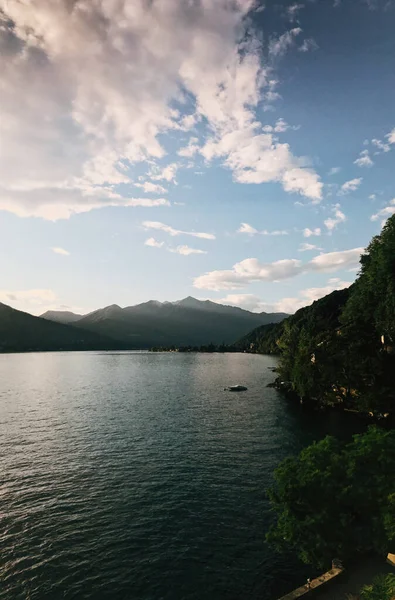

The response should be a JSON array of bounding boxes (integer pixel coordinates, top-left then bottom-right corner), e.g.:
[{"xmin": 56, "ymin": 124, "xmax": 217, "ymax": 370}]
[
  {"xmin": 0, "ymin": 303, "xmax": 119, "ymax": 352},
  {"xmin": 238, "ymin": 215, "xmax": 395, "ymax": 415}
]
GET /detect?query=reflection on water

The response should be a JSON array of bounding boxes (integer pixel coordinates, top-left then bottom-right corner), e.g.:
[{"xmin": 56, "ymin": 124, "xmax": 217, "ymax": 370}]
[{"xmin": 0, "ymin": 351, "xmax": 364, "ymax": 600}]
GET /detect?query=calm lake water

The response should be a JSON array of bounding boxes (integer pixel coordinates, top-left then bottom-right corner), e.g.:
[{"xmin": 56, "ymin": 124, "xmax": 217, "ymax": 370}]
[{"xmin": 0, "ymin": 352, "xmax": 364, "ymax": 600}]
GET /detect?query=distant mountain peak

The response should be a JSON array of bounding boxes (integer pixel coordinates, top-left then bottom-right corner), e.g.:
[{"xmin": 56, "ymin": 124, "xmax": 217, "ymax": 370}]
[
  {"xmin": 97, "ymin": 304, "xmax": 122, "ymax": 316},
  {"xmin": 175, "ymin": 296, "xmax": 204, "ymax": 308},
  {"xmin": 40, "ymin": 309, "xmax": 83, "ymax": 324}
]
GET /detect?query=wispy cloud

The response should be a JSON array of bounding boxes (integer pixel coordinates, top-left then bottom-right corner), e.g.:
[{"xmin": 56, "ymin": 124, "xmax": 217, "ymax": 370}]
[
  {"xmin": 144, "ymin": 237, "xmax": 164, "ymax": 248},
  {"xmin": 328, "ymin": 167, "xmax": 341, "ymax": 176},
  {"xmin": 269, "ymin": 28, "xmax": 302, "ymax": 57},
  {"xmin": 134, "ymin": 182, "xmax": 168, "ymax": 194},
  {"xmin": 298, "ymin": 38, "xmax": 318, "ymax": 52},
  {"xmin": 52, "ymin": 247, "xmax": 70, "ymax": 256},
  {"xmin": 387, "ymin": 128, "xmax": 395, "ymax": 145},
  {"xmin": 354, "ymin": 149, "xmax": 373, "ymax": 168},
  {"xmin": 177, "ymin": 137, "xmax": 200, "ymax": 158},
  {"xmin": 238, "ymin": 223, "xmax": 288, "ymax": 236},
  {"xmin": 170, "ymin": 245, "xmax": 207, "ymax": 256},
  {"xmin": 339, "ymin": 177, "xmax": 363, "ymax": 195},
  {"xmin": 303, "ymin": 227, "xmax": 321, "ymax": 238},
  {"xmin": 324, "ymin": 204, "xmax": 346, "ymax": 232},
  {"xmin": 149, "ymin": 163, "xmax": 179, "ymax": 183},
  {"xmin": 371, "ymin": 199, "xmax": 395, "ymax": 224},
  {"xmin": 287, "ymin": 3, "xmax": 305, "ymax": 21},
  {"xmin": 265, "ymin": 279, "xmax": 352, "ymax": 314},
  {"xmin": 371, "ymin": 138, "xmax": 390, "ymax": 154},
  {"xmin": 262, "ymin": 118, "xmax": 299, "ymax": 133},
  {"xmin": 208, "ymin": 279, "xmax": 351, "ymax": 314},
  {"xmin": 142, "ymin": 221, "xmax": 215, "ymax": 240},
  {"xmin": 298, "ymin": 243, "xmax": 322, "ymax": 252},
  {"xmin": 5, "ymin": 1, "xmax": 313, "ymax": 219},
  {"xmin": 194, "ymin": 248, "xmax": 363, "ymax": 290},
  {"xmin": 144, "ymin": 237, "xmax": 206, "ymax": 256}
]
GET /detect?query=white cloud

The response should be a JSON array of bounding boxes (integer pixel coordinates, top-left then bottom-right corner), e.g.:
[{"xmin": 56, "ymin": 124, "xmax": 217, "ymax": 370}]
[
  {"xmin": 263, "ymin": 229, "xmax": 288, "ymax": 236},
  {"xmin": 238, "ymin": 223, "xmax": 258, "ymax": 235},
  {"xmin": 2, "ymin": 0, "xmax": 280, "ymax": 219},
  {"xmin": 142, "ymin": 220, "xmax": 215, "ymax": 240},
  {"xmin": 269, "ymin": 28, "xmax": 302, "ymax": 57},
  {"xmin": 303, "ymin": 227, "xmax": 321, "ymax": 237},
  {"xmin": 339, "ymin": 177, "xmax": 363, "ymax": 194},
  {"xmin": 281, "ymin": 167, "xmax": 322, "ymax": 201},
  {"xmin": 268, "ymin": 279, "xmax": 352, "ymax": 314},
  {"xmin": 324, "ymin": 204, "xmax": 346, "ymax": 232},
  {"xmin": 237, "ymin": 222, "xmax": 288, "ymax": 235},
  {"xmin": 328, "ymin": 167, "xmax": 341, "ymax": 176},
  {"xmin": 207, "ymin": 279, "xmax": 352, "ymax": 314},
  {"xmin": 194, "ymin": 258, "xmax": 303, "ymax": 290},
  {"xmin": 0, "ymin": 0, "xmax": 323, "ymax": 216},
  {"xmin": 370, "ymin": 199, "xmax": 395, "ymax": 223},
  {"xmin": 194, "ymin": 247, "xmax": 362, "ymax": 290},
  {"xmin": 0, "ymin": 0, "xmax": 324, "ymax": 221},
  {"xmin": 179, "ymin": 113, "xmax": 199, "ymax": 131},
  {"xmin": 387, "ymin": 128, "xmax": 395, "ymax": 145},
  {"xmin": 298, "ymin": 243, "xmax": 322, "ymax": 252},
  {"xmin": 0, "ymin": 190, "xmax": 170, "ymax": 221},
  {"xmin": 298, "ymin": 38, "xmax": 318, "ymax": 52},
  {"xmin": 200, "ymin": 120, "xmax": 322, "ymax": 202},
  {"xmin": 144, "ymin": 237, "xmax": 164, "ymax": 248},
  {"xmin": 309, "ymin": 247, "xmax": 363, "ymax": 272},
  {"xmin": 287, "ymin": 3, "xmax": 305, "ymax": 21},
  {"xmin": 354, "ymin": 149, "xmax": 373, "ymax": 168},
  {"xmin": 369, "ymin": 194, "xmax": 376, "ymax": 200},
  {"xmin": 262, "ymin": 118, "xmax": 299, "ymax": 134},
  {"xmin": 178, "ymin": 137, "xmax": 200, "ymax": 158},
  {"xmin": 170, "ymin": 245, "xmax": 207, "ymax": 256},
  {"xmin": 264, "ymin": 79, "xmax": 282, "ymax": 105},
  {"xmin": 149, "ymin": 163, "xmax": 179, "ymax": 183},
  {"xmin": 52, "ymin": 247, "xmax": 70, "ymax": 256},
  {"xmin": 210, "ymin": 294, "xmax": 266, "ymax": 312},
  {"xmin": 134, "ymin": 182, "xmax": 168, "ymax": 195},
  {"xmin": 0, "ymin": 288, "xmax": 57, "ymax": 309},
  {"xmin": 371, "ymin": 138, "xmax": 390, "ymax": 154},
  {"xmin": 145, "ymin": 237, "xmax": 206, "ymax": 256}
]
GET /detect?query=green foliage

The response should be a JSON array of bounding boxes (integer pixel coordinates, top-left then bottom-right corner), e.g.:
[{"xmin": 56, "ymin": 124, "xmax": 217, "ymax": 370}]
[
  {"xmin": 237, "ymin": 321, "xmax": 285, "ymax": 354},
  {"xmin": 360, "ymin": 573, "xmax": 395, "ymax": 600},
  {"xmin": 240, "ymin": 214, "xmax": 395, "ymax": 415},
  {"xmin": 266, "ymin": 427, "xmax": 395, "ymax": 569}
]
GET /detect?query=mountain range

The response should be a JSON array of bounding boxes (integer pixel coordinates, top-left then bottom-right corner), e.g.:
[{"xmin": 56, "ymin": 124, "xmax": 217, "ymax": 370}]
[
  {"xmin": 40, "ymin": 297, "xmax": 287, "ymax": 349},
  {"xmin": 0, "ymin": 302, "xmax": 118, "ymax": 353}
]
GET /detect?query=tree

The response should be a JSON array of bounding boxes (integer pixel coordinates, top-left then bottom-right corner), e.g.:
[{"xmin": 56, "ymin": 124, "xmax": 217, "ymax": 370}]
[
  {"xmin": 266, "ymin": 427, "xmax": 395, "ymax": 569},
  {"xmin": 340, "ymin": 215, "xmax": 395, "ymax": 414},
  {"xmin": 360, "ymin": 574, "xmax": 395, "ymax": 600}
]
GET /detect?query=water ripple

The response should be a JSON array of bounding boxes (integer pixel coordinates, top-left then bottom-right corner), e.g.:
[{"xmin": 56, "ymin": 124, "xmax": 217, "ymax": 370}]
[{"xmin": 0, "ymin": 352, "xmax": 363, "ymax": 600}]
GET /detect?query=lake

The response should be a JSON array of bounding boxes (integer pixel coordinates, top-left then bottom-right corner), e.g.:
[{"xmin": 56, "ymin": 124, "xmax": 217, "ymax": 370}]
[{"xmin": 0, "ymin": 352, "xmax": 364, "ymax": 600}]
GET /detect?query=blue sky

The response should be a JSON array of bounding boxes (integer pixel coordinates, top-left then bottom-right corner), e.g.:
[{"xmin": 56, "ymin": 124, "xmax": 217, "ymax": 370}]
[{"xmin": 0, "ymin": 0, "xmax": 394, "ymax": 315}]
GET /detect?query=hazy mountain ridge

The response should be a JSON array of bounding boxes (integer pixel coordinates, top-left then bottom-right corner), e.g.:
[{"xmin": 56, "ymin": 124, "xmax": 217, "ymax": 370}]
[
  {"xmin": 0, "ymin": 303, "xmax": 120, "ymax": 353},
  {"xmin": 40, "ymin": 310, "xmax": 83, "ymax": 324},
  {"xmin": 40, "ymin": 297, "xmax": 288, "ymax": 348}
]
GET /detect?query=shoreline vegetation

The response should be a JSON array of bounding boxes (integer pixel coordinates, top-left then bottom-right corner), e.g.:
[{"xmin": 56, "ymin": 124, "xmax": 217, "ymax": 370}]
[
  {"xmin": 261, "ymin": 217, "xmax": 395, "ymax": 596},
  {"xmin": 239, "ymin": 214, "xmax": 395, "ymax": 423},
  {"xmin": 266, "ymin": 426, "xmax": 395, "ymax": 597},
  {"xmin": 155, "ymin": 215, "xmax": 395, "ymax": 426}
]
